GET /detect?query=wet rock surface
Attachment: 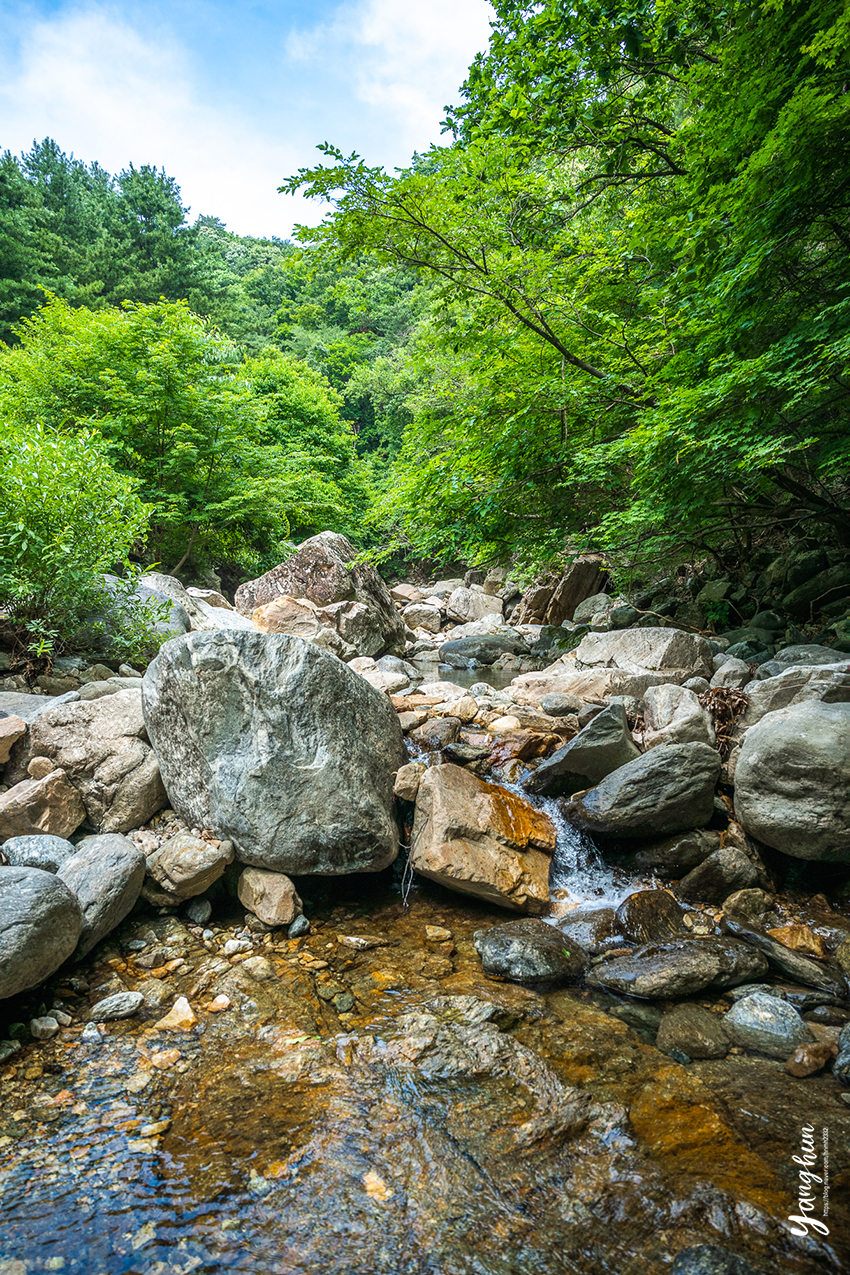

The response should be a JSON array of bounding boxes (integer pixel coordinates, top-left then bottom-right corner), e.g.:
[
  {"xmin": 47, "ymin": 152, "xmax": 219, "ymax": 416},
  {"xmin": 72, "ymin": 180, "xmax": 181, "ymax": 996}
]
[
  {"xmin": 473, "ymin": 918, "xmax": 589, "ymax": 983},
  {"xmin": 592, "ymin": 937, "xmax": 769, "ymax": 999}
]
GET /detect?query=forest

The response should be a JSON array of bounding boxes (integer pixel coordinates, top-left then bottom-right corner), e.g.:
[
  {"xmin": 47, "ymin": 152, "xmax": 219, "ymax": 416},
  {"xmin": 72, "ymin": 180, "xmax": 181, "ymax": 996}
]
[{"xmin": 1, "ymin": 0, "xmax": 848, "ymax": 653}]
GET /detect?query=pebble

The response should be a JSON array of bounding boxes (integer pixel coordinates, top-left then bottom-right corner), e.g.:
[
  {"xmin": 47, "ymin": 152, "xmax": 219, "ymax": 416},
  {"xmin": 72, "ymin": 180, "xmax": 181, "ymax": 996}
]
[
  {"xmin": 425, "ymin": 925, "xmax": 453, "ymax": 942},
  {"xmin": 81, "ymin": 1022, "xmax": 103, "ymax": 1042},
  {"xmin": 186, "ymin": 898, "xmax": 213, "ymax": 925},
  {"xmin": 288, "ymin": 915, "xmax": 311, "ymax": 938},
  {"xmin": 150, "ymin": 1049, "xmax": 181, "ymax": 1070},
  {"xmin": 242, "ymin": 956, "xmax": 275, "ymax": 981},
  {"xmin": 126, "ymin": 1071, "xmax": 153, "ymax": 1093},
  {"xmin": 140, "ymin": 1118, "xmax": 171, "ymax": 1136},
  {"xmin": 223, "ymin": 938, "xmax": 251, "ymax": 956},
  {"xmin": 30, "ymin": 1017, "xmax": 60, "ymax": 1040},
  {"xmin": 53, "ymin": 1010, "xmax": 73, "ymax": 1026},
  {"xmin": 89, "ymin": 991, "xmax": 145, "ymax": 1022},
  {"xmin": 205, "ymin": 995, "xmax": 231, "ymax": 1012},
  {"xmin": 153, "ymin": 997, "xmax": 197, "ymax": 1031}
]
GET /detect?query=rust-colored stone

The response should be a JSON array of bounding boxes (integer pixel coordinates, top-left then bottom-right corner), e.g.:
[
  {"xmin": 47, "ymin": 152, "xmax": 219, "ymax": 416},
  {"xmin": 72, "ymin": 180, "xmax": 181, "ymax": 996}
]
[{"xmin": 766, "ymin": 923, "xmax": 829, "ymax": 958}]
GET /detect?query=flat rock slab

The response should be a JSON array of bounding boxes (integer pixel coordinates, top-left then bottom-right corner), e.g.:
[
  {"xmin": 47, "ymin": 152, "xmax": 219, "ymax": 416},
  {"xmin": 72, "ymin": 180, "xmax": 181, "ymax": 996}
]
[
  {"xmin": 593, "ymin": 936, "xmax": 768, "ymax": 999},
  {"xmin": 142, "ymin": 631, "xmax": 405, "ymax": 875}
]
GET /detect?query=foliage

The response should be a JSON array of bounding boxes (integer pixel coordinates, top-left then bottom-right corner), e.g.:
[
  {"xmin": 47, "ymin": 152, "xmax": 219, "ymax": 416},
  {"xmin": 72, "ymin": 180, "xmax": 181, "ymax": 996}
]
[{"xmin": 0, "ymin": 424, "xmax": 156, "ymax": 655}]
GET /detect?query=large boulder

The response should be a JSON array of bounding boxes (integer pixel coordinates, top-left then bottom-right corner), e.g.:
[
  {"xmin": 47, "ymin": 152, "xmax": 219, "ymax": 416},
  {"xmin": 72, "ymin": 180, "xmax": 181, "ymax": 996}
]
[
  {"xmin": 0, "ymin": 769, "xmax": 86, "ymax": 842},
  {"xmin": 0, "ymin": 866, "xmax": 83, "ymax": 998},
  {"xmin": 511, "ymin": 558, "xmax": 606, "ymax": 625},
  {"xmin": 58, "ymin": 833, "xmax": 146, "ymax": 957},
  {"xmin": 137, "ymin": 572, "xmax": 255, "ymax": 633},
  {"xmin": 410, "ymin": 764, "xmax": 556, "ymax": 912},
  {"xmin": 439, "ymin": 632, "xmax": 529, "ymax": 668},
  {"xmin": 724, "ymin": 992, "xmax": 814, "ymax": 1058},
  {"xmin": 142, "ymin": 631, "xmax": 405, "ymax": 875},
  {"xmin": 1, "ymin": 833, "xmax": 77, "ymax": 873},
  {"xmin": 733, "ymin": 700, "xmax": 850, "ymax": 861},
  {"xmin": 735, "ymin": 662, "xmax": 850, "ymax": 735},
  {"xmin": 574, "ymin": 628, "xmax": 714, "ymax": 679},
  {"xmin": 6, "ymin": 690, "xmax": 167, "ymax": 834},
  {"xmin": 234, "ymin": 532, "xmax": 405, "ymax": 656},
  {"xmin": 565, "ymin": 742, "xmax": 721, "ymax": 840},
  {"xmin": 523, "ymin": 701, "xmax": 640, "ymax": 796},
  {"xmin": 510, "ymin": 664, "xmax": 676, "ymax": 708},
  {"xmin": 643, "ymin": 684, "xmax": 715, "ymax": 749},
  {"xmin": 444, "ymin": 587, "xmax": 503, "ymax": 625},
  {"xmin": 592, "ymin": 936, "xmax": 768, "ymax": 998}
]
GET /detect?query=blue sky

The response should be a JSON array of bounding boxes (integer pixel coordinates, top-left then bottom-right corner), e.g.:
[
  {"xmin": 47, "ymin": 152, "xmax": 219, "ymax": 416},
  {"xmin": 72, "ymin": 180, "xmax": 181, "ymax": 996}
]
[{"xmin": 0, "ymin": 0, "xmax": 494, "ymax": 237}]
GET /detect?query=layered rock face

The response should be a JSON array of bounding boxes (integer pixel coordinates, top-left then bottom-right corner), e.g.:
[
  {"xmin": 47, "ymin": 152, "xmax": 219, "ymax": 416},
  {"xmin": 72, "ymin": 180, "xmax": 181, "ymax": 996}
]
[{"xmin": 142, "ymin": 630, "xmax": 405, "ymax": 874}]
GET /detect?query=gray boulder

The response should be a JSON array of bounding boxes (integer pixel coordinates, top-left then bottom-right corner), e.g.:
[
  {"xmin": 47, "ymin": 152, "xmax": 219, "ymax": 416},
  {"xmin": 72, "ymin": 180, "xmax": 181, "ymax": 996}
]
[
  {"xmin": 574, "ymin": 627, "xmax": 714, "ymax": 679},
  {"xmin": 445, "ymin": 587, "xmax": 503, "ymax": 625},
  {"xmin": 1, "ymin": 834, "xmax": 76, "ymax": 873},
  {"xmin": 142, "ymin": 631, "xmax": 405, "ymax": 875},
  {"xmin": 592, "ymin": 936, "xmax": 767, "ymax": 998},
  {"xmin": 0, "ymin": 866, "xmax": 83, "ymax": 998},
  {"xmin": 6, "ymin": 690, "xmax": 167, "ymax": 834},
  {"xmin": 633, "ymin": 829, "xmax": 721, "ymax": 878},
  {"xmin": 723, "ymin": 918, "xmax": 842, "ymax": 992},
  {"xmin": 473, "ymin": 919, "xmax": 588, "ymax": 983},
  {"xmin": 58, "ymin": 834, "xmax": 146, "ymax": 958},
  {"xmin": 724, "ymin": 991, "xmax": 813, "ymax": 1058},
  {"xmin": 656, "ymin": 1005, "xmax": 731, "ymax": 1060},
  {"xmin": 565, "ymin": 742, "xmax": 721, "ymax": 840},
  {"xmin": 234, "ymin": 532, "xmax": 405, "ymax": 656},
  {"xmin": 734, "ymin": 700, "xmax": 850, "ymax": 861},
  {"xmin": 439, "ymin": 632, "xmax": 528, "ymax": 668},
  {"xmin": 643, "ymin": 684, "xmax": 715, "ymax": 749},
  {"xmin": 677, "ymin": 847, "xmax": 765, "ymax": 905},
  {"xmin": 0, "ymin": 690, "xmax": 80, "ymax": 723},
  {"xmin": 783, "ymin": 563, "xmax": 850, "ymax": 616},
  {"xmin": 523, "ymin": 701, "xmax": 640, "ymax": 797}
]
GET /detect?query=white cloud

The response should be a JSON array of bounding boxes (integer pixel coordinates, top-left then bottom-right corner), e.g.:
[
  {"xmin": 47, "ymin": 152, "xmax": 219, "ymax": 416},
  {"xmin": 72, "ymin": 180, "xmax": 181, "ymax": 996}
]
[{"xmin": 0, "ymin": 4, "xmax": 312, "ymax": 237}]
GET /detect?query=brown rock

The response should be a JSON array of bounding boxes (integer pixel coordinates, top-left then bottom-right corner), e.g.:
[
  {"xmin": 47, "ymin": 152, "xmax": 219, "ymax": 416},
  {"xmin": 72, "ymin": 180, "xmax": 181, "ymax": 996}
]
[
  {"xmin": 393, "ymin": 761, "xmax": 426, "ymax": 803},
  {"xmin": 27, "ymin": 756, "xmax": 55, "ymax": 780},
  {"xmin": 615, "ymin": 890, "xmax": 687, "ymax": 943},
  {"xmin": 767, "ymin": 924, "xmax": 829, "ymax": 959},
  {"xmin": 784, "ymin": 1040, "xmax": 838, "ymax": 1077},
  {"xmin": 237, "ymin": 866, "xmax": 302, "ymax": 927},
  {"xmin": 410, "ymin": 764, "xmax": 555, "ymax": 913},
  {"xmin": 146, "ymin": 832, "xmax": 234, "ymax": 901},
  {"xmin": 0, "ymin": 769, "xmax": 86, "ymax": 841},
  {"xmin": 0, "ymin": 715, "xmax": 26, "ymax": 764},
  {"xmin": 154, "ymin": 996, "xmax": 197, "ymax": 1030},
  {"xmin": 487, "ymin": 730, "xmax": 560, "ymax": 764},
  {"xmin": 252, "ymin": 595, "xmax": 322, "ymax": 638}
]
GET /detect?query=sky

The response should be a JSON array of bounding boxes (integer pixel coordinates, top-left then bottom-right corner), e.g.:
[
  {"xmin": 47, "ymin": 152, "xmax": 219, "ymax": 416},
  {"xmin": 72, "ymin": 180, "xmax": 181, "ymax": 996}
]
[{"xmin": 0, "ymin": 0, "xmax": 494, "ymax": 238}]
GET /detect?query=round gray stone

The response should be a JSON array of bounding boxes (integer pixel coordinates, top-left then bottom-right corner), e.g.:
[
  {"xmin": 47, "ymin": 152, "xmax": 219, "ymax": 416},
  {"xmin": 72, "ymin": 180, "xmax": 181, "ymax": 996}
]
[
  {"xmin": 1, "ymin": 834, "xmax": 77, "ymax": 873},
  {"xmin": 474, "ymin": 919, "xmax": 588, "ymax": 983},
  {"xmin": 88, "ymin": 991, "xmax": 144, "ymax": 1021},
  {"xmin": 724, "ymin": 991, "xmax": 814, "ymax": 1057}
]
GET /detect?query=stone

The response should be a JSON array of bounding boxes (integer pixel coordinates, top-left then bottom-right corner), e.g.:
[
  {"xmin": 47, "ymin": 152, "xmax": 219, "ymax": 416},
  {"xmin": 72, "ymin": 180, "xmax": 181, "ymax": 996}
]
[
  {"xmin": 643, "ymin": 684, "xmax": 715, "ymax": 749},
  {"xmin": 425, "ymin": 925, "xmax": 453, "ymax": 941},
  {"xmin": 736, "ymin": 663, "xmax": 850, "ymax": 733},
  {"xmin": 552, "ymin": 905, "xmax": 624, "ymax": 954},
  {"xmin": 592, "ymin": 937, "xmax": 768, "ymax": 998},
  {"xmin": 0, "ymin": 690, "xmax": 79, "ymax": 723},
  {"xmin": 154, "ymin": 996, "xmax": 197, "ymax": 1030},
  {"xmin": 142, "ymin": 631, "xmax": 405, "ymax": 875},
  {"xmin": 834, "ymin": 1023, "xmax": 850, "ymax": 1084},
  {"xmin": 656, "ymin": 1005, "xmax": 731, "ymax": 1060},
  {"xmin": 784, "ymin": 1040, "xmax": 838, "ymax": 1077},
  {"xmin": 565, "ymin": 742, "xmax": 721, "ymax": 841},
  {"xmin": 30, "ymin": 1016, "xmax": 60, "ymax": 1040},
  {"xmin": 539, "ymin": 692, "xmax": 583, "ymax": 716},
  {"xmin": 0, "ymin": 769, "xmax": 86, "ymax": 842},
  {"xmin": 723, "ymin": 918, "xmax": 842, "ymax": 993},
  {"xmin": 473, "ymin": 919, "xmax": 588, "ymax": 983},
  {"xmin": 510, "ymin": 664, "xmax": 678, "ymax": 708},
  {"xmin": 0, "ymin": 715, "xmax": 26, "ymax": 764},
  {"xmin": 439, "ymin": 632, "xmax": 528, "ymax": 667},
  {"xmin": 186, "ymin": 586, "xmax": 233, "ymax": 610},
  {"xmin": 411, "ymin": 764, "xmax": 556, "ymax": 912},
  {"xmin": 677, "ymin": 848, "xmax": 763, "ymax": 905},
  {"xmin": 445, "ymin": 587, "xmax": 503, "ymax": 625},
  {"xmin": 724, "ymin": 992, "xmax": 813, "ymax": 1057},
  {"xmin": 242, "ymin": 955, "xmax": 275, "ymax": 981},
  {"xmin": 89, "ymin": 991, "xmax": 144, "ymax": 1021},
  {"xmin": 540, "ymin": 560, "xmax": 608, "ymax": 625},
  {"xmin": 709, "ymin": 658, "xmax": 751, "ymax": 689},
  {"xmin": 722, "ymin": 889, "xmax": 776, "ymax": 925},
  {"xmin": 5, "ymin": 690, "xmax": 167, "ymax": 834},
  {"xmin": 360, "ymin": 667, "xmax": 410, "ymax": 695},
  {"xmin": 633, "ymin": 829, "xmax": 721, "ymax": 878},
  {"xmin": 783, "ymin": 563, "xmax": 850, "ymax": 615},
  {"xmin": 683, "ymin": 676, "xmax": 710, "ymax": 693},
  {"xmin": 671, "ymin": 1245, "xmax": 766, "ymax": 1275},
  {"xmin": 237, "ymin": 867, "xmax": 302, "ymax": 927},
  {"xmin": 393, "ymin": 761, "xmax": 426, "ymax": 802},
  {"xmin": 412, "ymin": 717, "xmax": 461, "ymax": 750},
  {"xmin": 253, "ymin": 595, "xmax": 325, "ymax": 640},
  {"xmin": 185, "ymin": 898, "xmax": 212, "ymax": 925},
  {"xmin": 402, "ymin": 603, "xmax": 442, "ymax": 633},
  {"xmin": 28, "ymin": 756, "xmax": 56, "ymax": 780},
  {"xmin": 391, "ymin": 583, "xmax": 423, "ymax": 605},
  {"xmin": 614, "ymin": 890, "xmax": 687, "ymax": 943},
  {"xmin": 574, "ymin": 627, "xmax": 714, "ymax": 679},
  {"xmin": 0, "ymin": 866, "xmax": 83, "ymax": 999},
  {"xmin": 489, "ymin": 715, "xmax": 522, "ymax": 733},
  {"xmin": 58, "ymin": 833, "xmax": 146, "ymax": 958},
  {"xmin": 0, "ymin": 833, "xmax": 76, "ymax": 873},
  {"xmin": 766, "ymin": 924, "xmax": 829, "ymax": 959},
  {"xmin": 523, "ymin": 701, "xmax": 640, "ymax": 796},
  {"xmin": 734, "ymin": 700, "xmax": 850, "ymax": 861},
  {"xmin": 571, "ymin": 592, "xmax": 611, "ymax": 624},
  {"xmin": 146, "ymin": 832, "xmax": 234, "ymax": 901},
  {"xmin": 234, "ymin": 531, "xmax": 405, "ymax": 656}
]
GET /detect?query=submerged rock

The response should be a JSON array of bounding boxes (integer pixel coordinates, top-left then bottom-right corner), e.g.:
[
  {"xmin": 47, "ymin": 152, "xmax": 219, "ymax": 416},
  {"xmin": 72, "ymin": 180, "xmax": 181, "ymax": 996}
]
[
  {"xmin": 656, "ymin": 1005, "xmax": 731, "ymax": 1060},
  {"xmin": 142, "ymin": 631, "xmax": 405, "ymax": 875},
  {"xmin": 473, "ymin": 919, "xmax": 588, "ymax": 983}
]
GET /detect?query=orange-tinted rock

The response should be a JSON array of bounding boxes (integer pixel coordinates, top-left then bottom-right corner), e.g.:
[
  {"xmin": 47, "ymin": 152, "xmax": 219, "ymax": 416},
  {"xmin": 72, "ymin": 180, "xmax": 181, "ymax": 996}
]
[
  {"xmin": 767, "ymin": 924, "xmax": 829, "ymax": 958},
  {"xmin": 487, "ymin": 730, "xmax": 560, "ymax": 764},
  {"xmin": 784, "ymin": 1040, "xmax": 838, "ymax": 1077},
  {"xmin": 0, "ymin": 714, "xmax": 26, "ymax": 765}
]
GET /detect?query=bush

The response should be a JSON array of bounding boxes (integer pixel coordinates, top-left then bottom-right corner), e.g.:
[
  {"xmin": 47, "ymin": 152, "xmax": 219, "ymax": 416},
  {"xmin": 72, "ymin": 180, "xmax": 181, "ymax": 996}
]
[{"xmin": 0, "ymin": 424, "xmax": 153, "ymax": 655}]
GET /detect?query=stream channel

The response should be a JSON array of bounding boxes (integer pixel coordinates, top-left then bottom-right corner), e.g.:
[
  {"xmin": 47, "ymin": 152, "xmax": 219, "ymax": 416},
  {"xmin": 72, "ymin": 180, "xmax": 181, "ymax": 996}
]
[{"xmin": 1, "ymin": 771, "xmax": 847, "ymax": 1275}]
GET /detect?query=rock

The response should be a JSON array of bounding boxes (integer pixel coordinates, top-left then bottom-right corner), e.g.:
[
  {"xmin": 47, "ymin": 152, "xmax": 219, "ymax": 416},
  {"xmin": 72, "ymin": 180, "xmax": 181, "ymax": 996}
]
[
  {"xmin": 473, "ymin": 919, "xmax": 588, "ymax": 983},
  {"xmin": 411, "ymin": 717, "xmax": 462, "ymax": 749},
  {"xmin": 785, "ymin": 1040, "xmax": 838, "ymax": 1077},
  {"xmin": 89, "ymin": 991, "xmax": 144, "ymax": 1021},
  {"xmin": 242, "ymin": 955, "xmax": 275, "ymax": 981},
  {"xmin": 709, "ymin": 658, "xmax": 751, "ymax": 689},
  {"xmin": 572, "ymin": 592, "xmax": 611, "ymax": 624},
  {"xmin": 722, "ymin": 889, "xmax": 776, "ymax": 925},
  {"xmin": 0, "ymin": 769, "xmax": 86, "ymax": 842},
  {"xmin": 444, "ymin": 587, "xmax": 503, "ymax": 625},
  {"xmin": 391, "ymin": 583, "xmax": 423, "ymax": 605},
  {"xmin": 614, "ymin": 890, "xmax": 687, "ymax": 943},
  {"xmin": 489, "ymin": 715, "xmax": 522, "ymax": 733},
  {"xmin": 726, "ymin": 983, "xmax": 787, "ymax": 1003},
  {"xmin": 671, "ymin": 1245, "xmax": 766, "ymax": 1275},
  {"xmin": 411, "ymin": 764, "xmax": 555, "ymax": 912},
  {"xmin": 253, "ymin": 595, "xmax": 326, "ymax": 640},
  {"xmin": 30, "ymin": 1016, "xmax": 60, "ymax": 1040},
  {"xmin": 6, "ymin": 690, "xmax": 167, "ymax": 834},
  {"xmin": 643, "ymin": 684, "xmax": 715, "ymax": 749},
  {"xmin": 783, "ymin": 563, "xmax": 850, "ymax": 615},
  {"xmin": 0, "ymin": 690, "xmax": 79, "ymax": 723},
  {"xmin": 510, "ymin": 560, "xmax": 606, "ymax": 626},
  {"xmin": 28, "ymin": 756, "xmax": 57, "ymax": 780},
  {"xmin": 402, "ymin": 603, "xmax": 442, "ymax": 633},
  {"xmin": 0, "ymin": 833, "xmax": 76, "ymax": 873},
  {"xmin": 0, "ymin": 866, "xmax": 83, "ymax": 998},
  {"xmin": 633, "ymin": 829, "xmax": 721, "ymax": 877},
  {"xmin": 234, "ymin": 532, "xmax": 405, "ymax": 656},
  {"xmin": 185, "ymin": 897, "xmax": 212, "ymax": 925},
  {"xmin": 186, "ymin": 586, "xmax": 233, "ymax": 610},
  {"xmin": 0, "ymin": 714, "xmax": 26, "ymax": 763},
  {"xmin": 656, "ymin": 1005, "xmax": 731, "ymax": 1060},
  {"xmin": 592, "ymin": 937, "xmax": 768, "ymax": 998},
  {"xmin": 724, "ymin": 991, "xmax": 813, "ymax": 1057},
  {"xmin": 511, "ymin": 664, "xmax": 679, "ymax": 708},
  {"xmin": 58, "ymin": 834, "xmax": 146, "ymax": 958},
  {"xmin": 574, "ymin": 628, "xmax": 714, "ymax": 679},
  {"xmin": 553, "ymin": 905, "xmax": 624, "ymax": 955},
  {"xmin": 439, "ymin": 632, "xmax": 528, "ymax": 667},
  {"xmin": 523, "ymin": 702, "xmax": 640, "ymax": 797},
  {"xmin": 565, "ymin": 742, "xmax": 721, "ymax": 841},
  {"xmin": 142, "ymin": 631, "xmax": 405, "ymax": 875},
  {"xmin": 360, "ymin": 667, "xmax": 410, "ymax": 695},
  {"xmin": 766, "ymin": 924, "xmax": 829, "ymax": 959},
  {"xmin": 539, "ymin": 692, "xmax": 583, "ymax": 716},
  {"xmin": 683, "ymin": 676, "xmax": 711, "ymax": 693},
  {"xmin": 425, "ymin": 925, "xmax": 453, "ymax": 941},
  {"xmin": 835, "ymin": 1023, "xmax": 850, "ymax": 1084},
  {"xmin": 137, "ymin": 572, "xmax": 254, "ymax": 633},
  {"xmin": 237, "ymin": 867, "xmax": 301, "ymax": 927},
  {"xmin": 733, "ymin": 700, "xmax": 850, "ymax": 861},
  {"xmin": 677, "ymin": 848, "xmax": 763, "ymax": 905},
  {"xmin": 723, "ymin": 918, "xmax": 842, "ymax": 992},
  {"xmin": 154, "ymin": 996, "xmax": 197, "ymax": 1030},
  {"xmin": 145, "ymin": 832, "xmax": 234, "ymax": 901},
  {"xmin": 393, "ymin": 761, "xmax": 426, "ymax": 802},
  {"xmin": 737, "ymin": 663, "xmax": 850, "ymax": 733}
]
